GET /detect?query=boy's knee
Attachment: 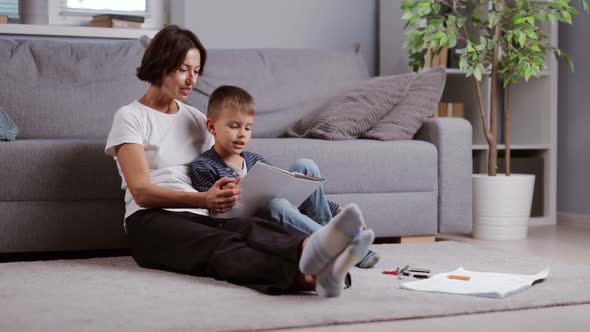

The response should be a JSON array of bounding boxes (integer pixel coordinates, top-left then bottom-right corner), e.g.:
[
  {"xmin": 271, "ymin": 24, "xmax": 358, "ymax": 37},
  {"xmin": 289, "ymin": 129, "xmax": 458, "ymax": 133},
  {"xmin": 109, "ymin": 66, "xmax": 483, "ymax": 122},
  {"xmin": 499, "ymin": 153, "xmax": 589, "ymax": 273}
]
[
  {"xmin": 269, "ymin": 198, "xmax": 293, "ymax": 213},
  {"xmin": 291, "ymin": 158, "xmax": 320, "ymax": 176}
]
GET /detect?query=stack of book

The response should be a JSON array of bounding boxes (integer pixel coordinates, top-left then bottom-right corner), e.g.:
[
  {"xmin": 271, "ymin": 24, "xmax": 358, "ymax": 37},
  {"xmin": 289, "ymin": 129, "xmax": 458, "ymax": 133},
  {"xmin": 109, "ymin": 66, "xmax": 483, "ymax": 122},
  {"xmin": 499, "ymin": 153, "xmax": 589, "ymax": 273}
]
[
  {"xmin": 434, "ymin": 102, "xmax": 464, "ymax": 118},
  {"xmin": 89, "ymin": 14, "xmax": 144, "ymax": 29}
]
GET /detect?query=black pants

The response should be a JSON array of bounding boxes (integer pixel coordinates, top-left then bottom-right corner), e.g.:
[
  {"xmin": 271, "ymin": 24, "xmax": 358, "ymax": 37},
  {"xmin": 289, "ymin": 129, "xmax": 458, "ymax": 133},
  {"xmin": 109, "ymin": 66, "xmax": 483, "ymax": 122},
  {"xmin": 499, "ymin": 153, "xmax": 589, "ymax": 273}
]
[{"xmin": 126, "ymin": 209, "xmax": 307, "ymax": 295}]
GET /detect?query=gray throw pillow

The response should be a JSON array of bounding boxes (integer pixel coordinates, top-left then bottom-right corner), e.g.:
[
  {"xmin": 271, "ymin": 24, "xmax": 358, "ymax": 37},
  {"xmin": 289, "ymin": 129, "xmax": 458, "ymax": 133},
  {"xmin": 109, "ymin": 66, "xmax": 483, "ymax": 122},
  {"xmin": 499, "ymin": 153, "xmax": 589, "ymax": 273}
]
[
  {"xmin": 0, "ymin": 107, "xmax": 19, "ymax": 141},
  {"xmin": 284, "ymin": 72, "xmax": 417, "ymax": 140},
  {"xmin": 362, "ymin": 67, "xmax": 446, "ymax": 140}
]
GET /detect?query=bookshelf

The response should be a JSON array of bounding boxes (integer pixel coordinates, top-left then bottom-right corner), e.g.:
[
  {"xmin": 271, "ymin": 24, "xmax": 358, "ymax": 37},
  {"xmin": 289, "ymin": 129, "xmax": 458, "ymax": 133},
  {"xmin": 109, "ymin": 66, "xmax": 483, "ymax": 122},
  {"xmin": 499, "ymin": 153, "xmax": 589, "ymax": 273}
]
[{"xmin": 379, "ymin": 3, "xmax": 558, "ymax": 225}]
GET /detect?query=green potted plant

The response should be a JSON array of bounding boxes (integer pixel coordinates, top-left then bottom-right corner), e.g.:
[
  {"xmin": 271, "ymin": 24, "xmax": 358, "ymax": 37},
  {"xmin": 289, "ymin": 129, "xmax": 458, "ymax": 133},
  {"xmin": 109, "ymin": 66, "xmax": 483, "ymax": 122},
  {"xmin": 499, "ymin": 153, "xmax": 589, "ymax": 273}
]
[{"xmin": 401, "ymin": 0, "xmax": 588, "ymax": 239}]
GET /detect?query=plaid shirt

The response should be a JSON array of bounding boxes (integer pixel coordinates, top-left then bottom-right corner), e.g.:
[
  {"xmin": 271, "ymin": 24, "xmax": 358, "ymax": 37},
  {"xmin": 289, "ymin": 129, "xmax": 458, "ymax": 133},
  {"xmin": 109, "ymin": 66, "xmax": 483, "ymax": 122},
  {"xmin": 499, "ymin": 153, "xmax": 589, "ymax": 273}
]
[{"xmin": 189, "ymin": 147, "xmax": 339, "ymax": 215}]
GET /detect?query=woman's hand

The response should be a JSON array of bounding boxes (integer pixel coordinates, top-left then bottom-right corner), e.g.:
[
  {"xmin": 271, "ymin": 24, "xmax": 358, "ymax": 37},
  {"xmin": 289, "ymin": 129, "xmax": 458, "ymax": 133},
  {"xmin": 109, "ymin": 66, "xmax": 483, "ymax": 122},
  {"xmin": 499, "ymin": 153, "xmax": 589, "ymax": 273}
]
[{"xmin": 206, "ymin": 177, "xmax": 241, "ymax": 213}]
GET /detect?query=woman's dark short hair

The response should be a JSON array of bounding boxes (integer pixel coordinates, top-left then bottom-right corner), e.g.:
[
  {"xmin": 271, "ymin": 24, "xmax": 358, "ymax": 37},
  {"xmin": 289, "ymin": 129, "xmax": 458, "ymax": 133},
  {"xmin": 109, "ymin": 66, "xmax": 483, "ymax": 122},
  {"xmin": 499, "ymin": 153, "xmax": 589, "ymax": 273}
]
[{"xmin": 137, "ymin": 25, "xmax": 207, "ymax": 86}]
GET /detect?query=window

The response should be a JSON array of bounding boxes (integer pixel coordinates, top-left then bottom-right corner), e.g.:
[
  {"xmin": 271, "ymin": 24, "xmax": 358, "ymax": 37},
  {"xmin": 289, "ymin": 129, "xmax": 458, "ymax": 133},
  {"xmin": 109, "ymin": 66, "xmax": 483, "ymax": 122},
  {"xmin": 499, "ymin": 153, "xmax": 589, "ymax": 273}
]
[
  {"xmin": 64, "ymin": 0, "xmax": 147, "ymax": 16},
  {"xmin": 54, "ymin": 0, "xmax": 164, "ymax": 29},
  {"xmin": 2, "ymin": 0, "xmax": 164, "ymax": 30},
  {"xmin": 0, "ymin": 0, "xmax": 18, "ymax": 19}
]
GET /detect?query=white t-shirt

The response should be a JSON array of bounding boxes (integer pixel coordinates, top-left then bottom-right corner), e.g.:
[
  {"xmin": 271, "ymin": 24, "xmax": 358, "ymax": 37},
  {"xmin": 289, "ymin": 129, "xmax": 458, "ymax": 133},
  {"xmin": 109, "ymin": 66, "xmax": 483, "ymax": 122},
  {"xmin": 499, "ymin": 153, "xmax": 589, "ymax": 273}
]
[{"xmin": 105, "ymin": 100, "xmax": 214, "ymax": 221}]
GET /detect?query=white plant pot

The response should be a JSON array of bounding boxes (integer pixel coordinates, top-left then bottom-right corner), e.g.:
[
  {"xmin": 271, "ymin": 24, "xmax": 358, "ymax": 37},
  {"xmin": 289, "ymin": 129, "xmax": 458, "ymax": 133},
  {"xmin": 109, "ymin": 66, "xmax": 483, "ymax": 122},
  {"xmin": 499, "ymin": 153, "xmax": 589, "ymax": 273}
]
[{"xmin": 472, "ymin": 174, "xmax": 535, "ymax": 240}]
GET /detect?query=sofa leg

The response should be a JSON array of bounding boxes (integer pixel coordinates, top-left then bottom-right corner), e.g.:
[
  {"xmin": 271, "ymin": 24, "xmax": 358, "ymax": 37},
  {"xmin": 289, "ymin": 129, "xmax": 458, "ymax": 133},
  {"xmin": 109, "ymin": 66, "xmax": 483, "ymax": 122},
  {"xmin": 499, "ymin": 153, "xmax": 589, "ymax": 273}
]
[{"xmin": 400, "ymin": 235, "xmax": 436, "ymax": 244}]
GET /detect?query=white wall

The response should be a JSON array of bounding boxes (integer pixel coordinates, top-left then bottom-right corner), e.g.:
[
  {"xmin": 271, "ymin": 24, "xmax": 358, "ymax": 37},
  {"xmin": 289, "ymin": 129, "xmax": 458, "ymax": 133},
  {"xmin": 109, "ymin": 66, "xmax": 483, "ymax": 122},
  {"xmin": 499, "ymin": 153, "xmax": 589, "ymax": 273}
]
[
  {"xmin": 378, "ymin": 0, "xmax": 411, "ymax": 75},
  {"xmin": 170, "ymin": 0, "xmax": 378, "ymax": 74},
  {"xmin": 558, "ymin": 9, "xmax": 590, "ymax": 221}
]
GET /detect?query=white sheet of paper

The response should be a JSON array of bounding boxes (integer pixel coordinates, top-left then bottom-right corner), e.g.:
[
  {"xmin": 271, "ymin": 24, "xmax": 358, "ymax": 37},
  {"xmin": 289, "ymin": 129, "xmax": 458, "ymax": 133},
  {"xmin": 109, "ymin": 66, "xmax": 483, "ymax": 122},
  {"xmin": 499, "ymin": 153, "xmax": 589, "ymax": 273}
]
[
  {"xmin": 400, "ymin": 266, "xmax": 550, "ymax": 298},
  {"xmin": 217, "ymin": 162, "xmax": 325, "ymax": 218}
]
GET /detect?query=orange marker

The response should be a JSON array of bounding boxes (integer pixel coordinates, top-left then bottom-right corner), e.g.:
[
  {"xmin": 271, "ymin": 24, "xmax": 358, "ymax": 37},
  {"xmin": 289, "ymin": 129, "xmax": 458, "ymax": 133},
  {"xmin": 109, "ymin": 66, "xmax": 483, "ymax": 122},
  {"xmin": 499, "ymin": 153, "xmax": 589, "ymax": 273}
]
[{"xmin": 448, "ymin": 275, "xmax": 470, "ymax": 281}]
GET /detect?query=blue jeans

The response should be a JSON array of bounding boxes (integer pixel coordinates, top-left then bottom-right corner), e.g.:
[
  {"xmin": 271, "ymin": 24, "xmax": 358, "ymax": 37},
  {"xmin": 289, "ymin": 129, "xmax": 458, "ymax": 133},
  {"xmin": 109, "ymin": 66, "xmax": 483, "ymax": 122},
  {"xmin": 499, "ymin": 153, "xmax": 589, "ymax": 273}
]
[{"xmin": 266, "ymin": 159, "xmax": 333, "ymax": 236}]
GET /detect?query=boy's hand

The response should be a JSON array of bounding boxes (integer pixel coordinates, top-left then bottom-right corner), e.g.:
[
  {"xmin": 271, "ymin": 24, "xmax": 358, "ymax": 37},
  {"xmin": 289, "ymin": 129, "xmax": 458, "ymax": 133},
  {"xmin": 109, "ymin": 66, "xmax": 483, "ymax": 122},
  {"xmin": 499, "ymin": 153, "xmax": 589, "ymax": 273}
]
[
  {"xmin": 206, "ymin": 177, "xmax": 240, "ymax": 213},
  {"xmin": 221, "ymin": 176, "xmax": 241, "ymax": 189}
]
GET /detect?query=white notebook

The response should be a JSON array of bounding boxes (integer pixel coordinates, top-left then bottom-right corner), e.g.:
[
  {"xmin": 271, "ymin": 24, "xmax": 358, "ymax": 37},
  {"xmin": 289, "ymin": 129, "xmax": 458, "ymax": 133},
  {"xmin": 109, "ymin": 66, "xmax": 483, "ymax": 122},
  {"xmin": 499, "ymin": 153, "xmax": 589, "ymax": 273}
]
[
  {"xmin": 217, "ymin": 162, "xmax": 325, "ymax": 218},
  {"xmin": 401, "ymin": 266, "xmax": 550, "ymax": 298}
]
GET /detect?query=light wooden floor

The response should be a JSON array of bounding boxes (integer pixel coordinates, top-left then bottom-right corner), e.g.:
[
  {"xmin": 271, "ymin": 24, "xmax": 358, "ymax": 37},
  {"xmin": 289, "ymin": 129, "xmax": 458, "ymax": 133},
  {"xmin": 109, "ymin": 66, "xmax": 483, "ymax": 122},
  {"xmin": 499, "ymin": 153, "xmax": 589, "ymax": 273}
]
[{"xmin": 290, "ymin": 223, "xmax": 590, "ymax": 332}]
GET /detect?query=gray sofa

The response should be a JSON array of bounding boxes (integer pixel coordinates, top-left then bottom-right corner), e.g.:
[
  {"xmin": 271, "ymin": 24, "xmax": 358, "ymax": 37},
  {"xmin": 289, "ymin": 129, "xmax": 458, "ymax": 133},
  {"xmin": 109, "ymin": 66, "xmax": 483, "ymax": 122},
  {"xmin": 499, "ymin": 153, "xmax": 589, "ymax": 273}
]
[{"xmin": 0, "ymin": 36, "xmax": 472, "ymax": 253}]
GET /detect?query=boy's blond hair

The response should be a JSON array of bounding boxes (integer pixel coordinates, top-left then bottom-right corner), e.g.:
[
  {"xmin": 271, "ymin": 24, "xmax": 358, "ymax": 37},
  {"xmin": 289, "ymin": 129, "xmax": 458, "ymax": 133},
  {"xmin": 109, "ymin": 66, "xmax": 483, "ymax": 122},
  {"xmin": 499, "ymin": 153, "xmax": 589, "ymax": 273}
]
[{"xmin": 207, "ymin": 85, "xmax": 256, "ymax": 119}]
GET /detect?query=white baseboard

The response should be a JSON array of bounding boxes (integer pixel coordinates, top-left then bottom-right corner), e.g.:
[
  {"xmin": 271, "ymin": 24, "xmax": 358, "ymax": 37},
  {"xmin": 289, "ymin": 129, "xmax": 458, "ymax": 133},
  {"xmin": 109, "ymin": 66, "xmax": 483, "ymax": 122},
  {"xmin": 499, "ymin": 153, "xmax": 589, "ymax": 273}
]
[{"xmin": 557, "ymin": 212, "xmax": 590, "ymax": 227}]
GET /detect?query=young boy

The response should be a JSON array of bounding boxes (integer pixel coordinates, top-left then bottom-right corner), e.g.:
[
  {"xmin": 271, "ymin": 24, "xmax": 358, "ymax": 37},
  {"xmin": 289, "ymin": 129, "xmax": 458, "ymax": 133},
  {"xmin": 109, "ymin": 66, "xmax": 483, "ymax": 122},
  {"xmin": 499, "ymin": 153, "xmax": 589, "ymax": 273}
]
[{"xmin": 189, "ymin": 85, "xmax": 379, "ymax": 269}]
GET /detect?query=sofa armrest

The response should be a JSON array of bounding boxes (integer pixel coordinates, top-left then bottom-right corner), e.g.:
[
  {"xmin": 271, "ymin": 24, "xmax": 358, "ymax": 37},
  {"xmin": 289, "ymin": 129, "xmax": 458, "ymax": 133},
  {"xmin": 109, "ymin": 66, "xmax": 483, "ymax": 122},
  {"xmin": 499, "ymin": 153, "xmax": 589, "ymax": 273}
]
[{"xmin": 415, "ymin": 118, "xmax": 472, "ymax": 234}]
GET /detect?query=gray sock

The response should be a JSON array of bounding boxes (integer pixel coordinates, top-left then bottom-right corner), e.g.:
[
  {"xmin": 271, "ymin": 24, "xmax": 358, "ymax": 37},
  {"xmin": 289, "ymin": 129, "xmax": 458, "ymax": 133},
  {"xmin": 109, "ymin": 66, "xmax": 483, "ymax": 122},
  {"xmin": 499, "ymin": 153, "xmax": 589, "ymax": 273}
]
[
  {"xmin": 299, "ymin": 204, "xmax": 364, "ymax": 275},
  {"xmin": 316, "ymin": 229, "xmax": 375, "ymax": 297}
]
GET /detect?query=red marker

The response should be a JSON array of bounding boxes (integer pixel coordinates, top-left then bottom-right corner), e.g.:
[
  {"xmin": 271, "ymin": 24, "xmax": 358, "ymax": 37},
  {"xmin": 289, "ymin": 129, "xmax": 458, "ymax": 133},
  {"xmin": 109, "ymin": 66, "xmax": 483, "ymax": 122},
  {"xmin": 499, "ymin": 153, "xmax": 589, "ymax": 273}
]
[{"xmin": 383, "ymin": 267, "xmax": 401, "ymax": 275}]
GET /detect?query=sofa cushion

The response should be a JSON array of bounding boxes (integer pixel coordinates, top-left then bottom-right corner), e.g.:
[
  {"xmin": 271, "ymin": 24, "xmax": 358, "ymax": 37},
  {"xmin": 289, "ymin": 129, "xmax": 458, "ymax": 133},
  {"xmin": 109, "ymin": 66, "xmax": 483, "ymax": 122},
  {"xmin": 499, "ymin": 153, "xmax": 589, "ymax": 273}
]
[
  {"xmin": 284, "ymin": 72, "xmax": 417, "ymax": 140},
  {"xmin": 248, "ymin": 138, "xmax": 437, "ymax": 194},
  {"xmin": 328, "ymin": 192, "xmax": 437, "ymax": 237},
  {"xmin": 0, "ymin": 37, "xmax": 147, "ymax": 139},
  {"xmin": 0, "ymin": 139, "xmax": 123, "ymax": 201},
  {"xmin": 186, "ymin": 48, "xmax": 371, "ymax": 138},
  {"xmin": 362, "ymin": 67, "xmax": 446, "ymax": 140}
]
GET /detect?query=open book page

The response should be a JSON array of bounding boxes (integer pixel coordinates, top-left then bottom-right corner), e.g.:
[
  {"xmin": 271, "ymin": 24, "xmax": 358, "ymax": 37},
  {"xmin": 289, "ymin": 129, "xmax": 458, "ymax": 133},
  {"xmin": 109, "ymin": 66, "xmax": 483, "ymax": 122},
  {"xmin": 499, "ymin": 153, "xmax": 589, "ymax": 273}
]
[
  {"xmin": 217, "ymin": 162, "xmax": 325, "ymax": 219},
  {"xmin": 400, "ymin": 266, "xmax": 550, "ymax": 298}
]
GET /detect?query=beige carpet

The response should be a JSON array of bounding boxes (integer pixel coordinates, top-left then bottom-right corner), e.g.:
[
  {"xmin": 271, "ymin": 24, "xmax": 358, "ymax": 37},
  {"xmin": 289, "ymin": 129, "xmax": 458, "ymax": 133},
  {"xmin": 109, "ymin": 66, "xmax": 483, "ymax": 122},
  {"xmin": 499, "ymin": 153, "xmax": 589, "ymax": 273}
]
[{"xmin": 2, "ymin": 241, "xmax": 590, "ymax": 332}]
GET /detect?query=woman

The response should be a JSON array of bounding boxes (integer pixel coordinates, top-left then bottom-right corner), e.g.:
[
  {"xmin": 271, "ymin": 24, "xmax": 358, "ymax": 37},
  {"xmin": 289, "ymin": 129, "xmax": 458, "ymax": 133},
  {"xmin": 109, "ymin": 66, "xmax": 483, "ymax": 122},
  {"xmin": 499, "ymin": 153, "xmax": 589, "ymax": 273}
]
[{"xmin": 104, "ymin": 25, "xmax": 374, "ymax": 297}]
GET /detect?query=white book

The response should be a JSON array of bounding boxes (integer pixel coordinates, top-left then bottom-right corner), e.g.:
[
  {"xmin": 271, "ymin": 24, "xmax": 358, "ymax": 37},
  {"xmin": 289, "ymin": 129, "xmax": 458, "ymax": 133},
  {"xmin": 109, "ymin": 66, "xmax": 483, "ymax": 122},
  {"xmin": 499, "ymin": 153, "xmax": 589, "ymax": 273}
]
[
  {"xmin": 217, "ymin": 162, "xmax": 325, "ymax": 219},
  {"xmin": 401, "ymin": 266, "xmax": 550, "ymax": 298}
]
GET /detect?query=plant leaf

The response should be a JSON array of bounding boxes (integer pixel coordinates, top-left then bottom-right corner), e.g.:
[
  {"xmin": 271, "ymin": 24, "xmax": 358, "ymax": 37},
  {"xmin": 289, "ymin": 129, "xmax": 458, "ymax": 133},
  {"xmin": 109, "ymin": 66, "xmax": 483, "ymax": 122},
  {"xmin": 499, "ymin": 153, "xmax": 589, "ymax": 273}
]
[
  {"xmin": 565, "ymin": 53, "xmax": 575, "ymax": 71},
  {"xmin": 433, "ymin": 2, "xmax": 441, "ymax": 13},
  {"xmin": 474, "ymin": 67, "xmax": 482, "ymax": 81},
  {"xmin": 488, "ymin": 12, "xmax": 497, "ymax": 28},
  {"xmin": 448, "ymin": 34, "xmax": 457, "ymax": 48},
  {"xmin": 562, "ymin": 11, "xmax": 572, "ymax": 24},
  {"xmin": 524, "ymin": 67, "xmax": 532, "ymax": 81},
  {"xmin": 519, "ymin": 33, "xmax": 527, "ymax": 47}
]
